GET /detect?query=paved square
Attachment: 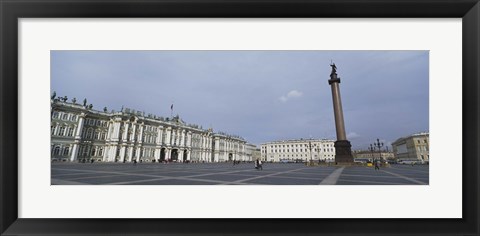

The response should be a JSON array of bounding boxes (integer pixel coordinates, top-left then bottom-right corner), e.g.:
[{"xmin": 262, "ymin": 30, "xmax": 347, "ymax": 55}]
[{"xmin": 51, "ymin": 162, "xmax": 429, "ymax": 185}]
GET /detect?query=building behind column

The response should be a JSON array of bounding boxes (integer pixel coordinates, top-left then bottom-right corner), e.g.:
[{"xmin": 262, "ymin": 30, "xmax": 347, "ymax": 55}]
[
  {"xmin": 50, "ymin": 97, "xmax": 252, "ymax": 163},
  {"xmin": 261, "ymin": 139, "xmax": 336, "ymax": 163}
]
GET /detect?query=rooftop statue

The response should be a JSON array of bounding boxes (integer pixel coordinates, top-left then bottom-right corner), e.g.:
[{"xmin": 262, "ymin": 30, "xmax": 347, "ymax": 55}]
[{"xmin": 330, "ymin": 63, "xmax": 337, "ymax": 74}]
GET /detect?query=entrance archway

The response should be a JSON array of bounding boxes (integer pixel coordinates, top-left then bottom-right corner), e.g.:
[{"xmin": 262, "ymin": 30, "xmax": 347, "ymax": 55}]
[
  {"xmin": 228, "ymin": 153, "xmax": 233, "ymax": 161},
  {"xmin": 171, "ymin": 149, "xmax": 178, "ymax": 161},
  {"xmin": 160, "ymin": 148, "xmax": 166, "ymax": 162}
]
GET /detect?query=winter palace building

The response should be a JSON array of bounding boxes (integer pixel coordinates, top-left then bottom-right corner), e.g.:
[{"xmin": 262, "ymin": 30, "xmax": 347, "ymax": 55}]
[{"xmin": 50, "ymin": 98, "xmax": 252, "ymax": 163}]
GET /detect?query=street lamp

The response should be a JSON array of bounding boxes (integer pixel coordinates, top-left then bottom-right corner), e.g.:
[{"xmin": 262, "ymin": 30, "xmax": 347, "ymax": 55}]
[
  {"xmin": 368, "ymin": 144, "xmax": 375, "ymax": 162},
  {"xmin": 372, "ymin": 138, "xmax": 384, "ymax": 162}
]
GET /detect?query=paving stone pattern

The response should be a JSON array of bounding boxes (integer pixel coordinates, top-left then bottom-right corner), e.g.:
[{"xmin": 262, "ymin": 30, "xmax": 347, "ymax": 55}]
[{"xmin": 51, "ymin": 162, "xmax": 429, "ymax": 185}]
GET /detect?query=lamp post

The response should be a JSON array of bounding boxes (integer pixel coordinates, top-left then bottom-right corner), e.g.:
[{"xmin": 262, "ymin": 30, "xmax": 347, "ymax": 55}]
[
  {"xmin": 316, "ymin": 145, "xmax": 322, "ymax": 163},
  {"xmin": 368, "ymin": 144, "xmax": 375, "ymax": 162},
  {"xmin": 372, "ymin": 138, "xmax": 384, "ymax": 162}
]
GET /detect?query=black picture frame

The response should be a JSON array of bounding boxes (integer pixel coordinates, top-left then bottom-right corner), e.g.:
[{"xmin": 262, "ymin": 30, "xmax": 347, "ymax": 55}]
[{"xmin": 1, "ymin": 0, "xmax": 479, "ymax": 235}]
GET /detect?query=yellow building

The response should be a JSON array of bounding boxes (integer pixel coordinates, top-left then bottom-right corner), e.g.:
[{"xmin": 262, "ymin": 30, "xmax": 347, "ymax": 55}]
[{"xmin": 391, "ymin": 132, "xmax": 429, "ymax": 162}]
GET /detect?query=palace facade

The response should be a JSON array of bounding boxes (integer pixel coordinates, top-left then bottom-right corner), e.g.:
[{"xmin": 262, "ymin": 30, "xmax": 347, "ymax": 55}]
[
  {"xmin": 51, "ymin": 98, "xmax": 250, "ymax": 163},
  {"xmin": 261, "ymin": 139, "xmax": 336, "ymax": 162}
]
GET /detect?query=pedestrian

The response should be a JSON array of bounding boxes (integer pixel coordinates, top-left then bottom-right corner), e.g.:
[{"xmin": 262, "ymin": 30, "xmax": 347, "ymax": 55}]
[
  {"xmin": 233, "ymin": 159, "xmax": 236, "ymax": 166},
  {"xmin": 374, "ymin": 160, "xmax": 380, "ymax": 170},
  {"xmin": 133, "ymin": 159, "xmax": 137, "ymax": 165},
  {"xmin": 258, "ymin": 160, "xmax": 263, "ymax": 170},
  {"xmin": 255, "ymin": 159, "xmax": 259, "ymax": 170},
  {"xmin": 90, "ymin": 159, "xmax": 94, "ymax": 164}
]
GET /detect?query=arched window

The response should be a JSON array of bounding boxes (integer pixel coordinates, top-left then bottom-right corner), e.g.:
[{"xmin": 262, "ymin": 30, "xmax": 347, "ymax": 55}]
[
  {"xmin": 94, "ymin": 131, "xmax": 99, "ymax": 140},
  {"xmin": 68, "ymin": 126, "xmax": 75, "ymax": 136},
  {"xmin": 51, "ymin": 125, "xmax": 56, "ymax": 135},
  {"xmin": 53, "ymin": 112, "xmax": 59, "ymax": 119},
  {"xmin": 54, "ymin": 146, "xmax": 60, "ymax": 155},
  {"xmin": 63, "ymin": 146, "xmax": 70, "ymax": 156},
  {"xmin": 62, "ymin": 113, "xmax": 68, "ymax": 120},
  {"xmin": 100, "ymin": 132, "xmax": 106, "ymax": 140},
  {"xmin": 59, "ymin": 126, "xmax": 66, "ymax": 136},
  {"xmin": 91, "ymin": 146, "xmax": 97, "ymax": 156},
  {"xmin": 98, "ymin": 147, "xmax": 104, "ymax": 156},
  {"xmin": 86, "ymin": 128, "xmax": 93, "ymax": 139}
]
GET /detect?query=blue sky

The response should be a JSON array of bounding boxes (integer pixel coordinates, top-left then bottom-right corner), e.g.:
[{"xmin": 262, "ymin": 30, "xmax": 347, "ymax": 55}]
[{"xmin": 51, "ymin": 51, "xmax": 429, "ymax": 150}]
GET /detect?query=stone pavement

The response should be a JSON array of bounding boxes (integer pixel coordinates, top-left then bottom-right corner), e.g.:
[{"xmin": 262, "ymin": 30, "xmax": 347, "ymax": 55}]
[{"xmin": 51, "ymin": 162, "xmax": 429, "ymax": 185}]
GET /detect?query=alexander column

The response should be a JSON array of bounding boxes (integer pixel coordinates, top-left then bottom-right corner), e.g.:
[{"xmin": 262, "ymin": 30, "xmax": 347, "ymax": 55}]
[{"xmin": 328, "ymin": 63, "xmax": 353, "ymax": 163}]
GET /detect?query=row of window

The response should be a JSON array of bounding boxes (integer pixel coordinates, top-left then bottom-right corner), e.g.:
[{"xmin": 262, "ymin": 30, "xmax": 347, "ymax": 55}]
[
  {"xmin": 262, "ymin": 148, "xmax": 334, "ymax": 153},
  {"xmin": 85, "ymin": 118, "xmax": 109, "ymax": 128},
  {"xmin": 81, "ymin": 128, "xmax": 107, "ymax": 140},
  {"xmin": 51, "ymin": 124, "xmax": 75, "ymax": 137},
  {"xmin": 52, "ymin": 112, "xmax": 77, "ymax": 122},
  {"xmin": 268, "ymin": 154, "xmax": 335, "ymax": 158},
  {"xmin": 262, "ymin": 143, "xmax": 333, "ymax": 149},
  {"xmin": 416, "ymin": 139, "xmax": 428, "ymax": 144},
  {"xmin": 51, "ymin": 144, "xmax": 71, "ymax": 156},
  {"xmin": 78, "ymin": 145, "xmax": 104, "ymax": 157}
]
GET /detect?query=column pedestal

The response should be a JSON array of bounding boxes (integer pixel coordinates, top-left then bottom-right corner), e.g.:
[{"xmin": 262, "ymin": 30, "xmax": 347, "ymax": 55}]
[{"xmin": 334, "ymin": 140, "xmax": 353, "ymax": 163}]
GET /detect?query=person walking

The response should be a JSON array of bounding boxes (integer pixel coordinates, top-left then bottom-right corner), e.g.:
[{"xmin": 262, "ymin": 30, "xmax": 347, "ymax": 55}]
[
  {"xmin": 258, "ymin": 160, "xmax": 263, "ymax": 170},
  {"xmin": 255, "ymin": 159, "xmax": 259, "ymax": 170},
  {"xmin": 374, "ymin": 160, "xmax": 380, "ymax": 171}
]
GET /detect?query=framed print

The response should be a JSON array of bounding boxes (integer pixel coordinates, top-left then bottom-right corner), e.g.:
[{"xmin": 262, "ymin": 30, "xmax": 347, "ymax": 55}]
[{"xmin": 1, "ymin": 0, "xmax": 479, "ymax": 235}]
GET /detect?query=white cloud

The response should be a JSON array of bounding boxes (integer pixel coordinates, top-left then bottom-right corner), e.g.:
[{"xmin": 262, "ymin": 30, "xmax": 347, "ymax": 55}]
[
  {"xmin": 279, "ymin": 90, "xmax": 303, "ymax": 102},
  {"xmin": 347, "ymin": 132, "xmax": 360, "ymax": 139}
]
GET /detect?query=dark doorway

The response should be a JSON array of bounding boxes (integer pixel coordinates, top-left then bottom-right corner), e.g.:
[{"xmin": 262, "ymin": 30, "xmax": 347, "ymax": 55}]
[
  {"xmin": 160, "ymin": 148, "xmax": 166, "ymax": 161},
  {"xmin": 171, "ymin": 149, "xmax": 178, "ymax": 161},
  {"xmin": 228, "ymin": 153, "xmax": 233, "ymax": 161}
]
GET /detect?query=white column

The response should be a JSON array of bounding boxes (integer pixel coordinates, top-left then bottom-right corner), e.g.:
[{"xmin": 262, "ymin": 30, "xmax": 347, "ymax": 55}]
[
  {"xmin": 110, "ymin": 147, "xmax": 117, "ymax": 162},
  {"xmin": 187, "ymin": 132, "xmax": 192, "ymax": 147},
  {"xmin": 180, "ymin": 130, "xmax": 185, "ymax": 146},
  {"xmin": 156, "ymin": 126, "xmax": 163, "ymax": 144},
  {"xmin": 112, "ymin": 120, "xmax": 121, "ymax": 141},
  {"xmin": 166, "ymin": 127, "xmax": 172, "ymax": 146},
  {"xmin": 120, "ymin": 146, "xmax": 126, "ymax": 162},
  {"xmin": 154, "ymin": 148, "xmax": 160, "ymax": 161},
  {"xmin": 74, "ymin": 114, "xmax": 85, "ymax": 139},
  {"xmin": 122, "ymin": 122, "xmax": 129, "ymax": 141},
  {"xmin": 70, "ymin": 143, "xmax": 79, "ymax": 162},
  {"xmin": 166, "ymin": 148, "xmax": 171, "ymax": 160},
  {"xmin": 128, "ymin": 147, "xmax": 134, "ymax": 161},
  {"xmin": 103, "ymin": 146, "xmax": 109, "ymax": 162},
  {"xmin": 136, "ymin": 147, "xmax": 141, "ymax": 161},
  {"xmin": 53, "ymin": 124, "xmax": 59, "ymax": 136},
  {"xmin": 187, "ymin": 150, "xmax": 191, "ymax": 161},
  {"xmin": 130, "ymin": 124, "xmax": 137, "ymax": 142},
  {"xmin": 138, "ymin": 123, "xmax": 144, "ymax": 144}
]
